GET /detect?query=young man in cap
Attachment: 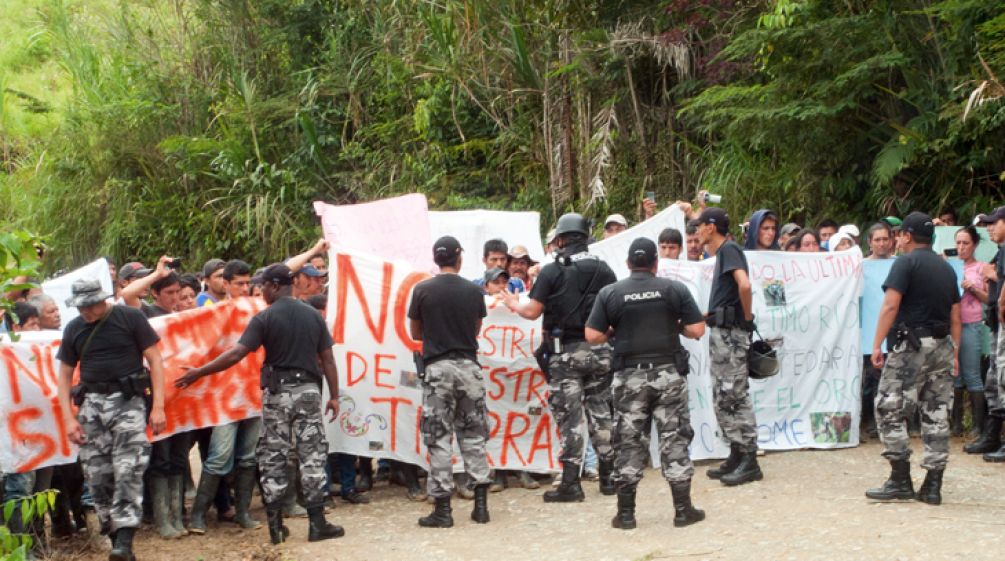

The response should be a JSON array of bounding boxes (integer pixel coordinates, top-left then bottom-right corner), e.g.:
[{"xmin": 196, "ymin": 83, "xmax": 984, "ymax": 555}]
[
  {"xmin": 117, "ymin": 262, "xmax": 152, "ymax": 299},
  {"xmin": 973, "ymin": 206, "xmax": 1005, "ymax": 461},
  {"xmin": 603, "ymin": 214, "xmax": 629, "ymax": 239},
  {"xmin": 57, "ymin": 279, "xmax": 167, "ymax": 561},
  {"xmin": 482, "ymin": 268, "xmax": 512, "ymax": 296},
  {"xmin": 473, "ymin": 239, "xmax": 525, "ymax": 294},
  {"xmin": 408, "ymin": 236, "xmax": 492, "ymax": 527},
  {"xmin": 176, "ymin": 263, "xmax": 345, "ymax": 545},
  {"xmin": 197, "ymin": 259, "xmax": 227, "ymax": 307},
  {"xmin": 695, "ymin": 207, "xmax": 762, "ymax": 486},
  {"xmin": 866, "ymin": 211, "xmax": 961, "ymax": 504},
  {"xmin": 777, "ymin": 223, "xmax": 801, "ymax": 249}
]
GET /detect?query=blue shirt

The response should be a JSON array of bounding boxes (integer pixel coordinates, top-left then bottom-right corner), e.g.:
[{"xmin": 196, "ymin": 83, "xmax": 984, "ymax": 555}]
[{"xmin": 472, "ymin": 277, "xmax": 526, "ymax": 294}]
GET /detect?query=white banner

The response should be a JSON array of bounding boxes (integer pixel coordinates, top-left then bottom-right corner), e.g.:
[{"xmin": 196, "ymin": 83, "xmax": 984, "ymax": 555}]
[
  {"xmin": 41, "ymin": 259, "xmax": 114, "ymax": 325},
  {"xmin": 428, "ymin": 210, "xmax": 545, "ymax": 281},
  {"xmin": 590, "ymin": 205, "xmax": 688, "ymax": 278}
]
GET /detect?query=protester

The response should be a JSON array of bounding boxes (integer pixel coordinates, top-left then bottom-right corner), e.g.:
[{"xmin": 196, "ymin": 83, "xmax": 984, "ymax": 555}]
[
  {"xmin": 977, "ymin": 206, "xmax": 1005, "ymax": 462},
  {"xmin": 794, "ymin": 229, "xmax": 822, "ymax": 252},
  {"xmin": 473, "ymin": 239, "xmax": 525, "ymax": 293},
  {"xmin": 817, "ymin": 219, "xmax": 839, "ymax": 248},
  {"xmin": 865, "ymin": 223, "xmax": 895, "ymax": 259},
  {"xmin": 604, "ymin": 214, "xmax": 629, "ymax": 239},
  {"xmin": 177, "ymin": 274, "xmax": 201, "ymax": 312},
  {"xmin": 117, "ymin": 262, "xmax": 152, "ymax": 297},
  {"xmin": 744, "ymin": 209, "xmax": 780, "ymax": 251},
  {"xmin": 936, "ymin": 209, "xmax": 958, "ymax": 226},
  {"xmin": 658, "ymin": 228, "xmax": 684, "ymax": 259},
  {"xmin": 223, "ymin": 260, "xmax": 253, "ymax": 299},
  {"xmin": 953, "ymin": 225, "xmax": 988, "ymax": 437},
  {"xmin": 778, "ymin": 223, "xmax": 801, "ymax": 248},
  {"xmin": 11, "ymin": 301, "xmax": 40, "ymax": 332},
  {"xmin": 197, "ymin": 259, "xmax": 227, "ymax": 306},
  {"xmin": 685, "ymin": 220, "xmax": 704, "ymax": 261},
  {"xmin": 482, "ymin": 268, "xmax": 511, "ymax": 296},
  {"xmin": 506, "ymin": 245, "xmax": 537, "ymax": 291},
  {"xmin": 861, "ymin": 222, "xmax": 897, "ymax": 440},
  {"xmin": 839, "ymin": 224, "xmax": 861, "ymax": 245},
  {"xmin": 828, "ymin": 233, "xmax": 856, "ymax": 252},
  {"xmin": 28, "ymin": 294, "xmax": 61, "ymax": 330}
]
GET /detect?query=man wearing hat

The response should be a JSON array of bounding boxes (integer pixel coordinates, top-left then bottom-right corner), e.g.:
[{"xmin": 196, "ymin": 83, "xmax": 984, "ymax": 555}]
[
  {"xmin": 695, "ymin": 207, "xmax": 763, "ymax": 486},
  {"xmin": 117, "ymin": 261, "xmax": 152, "ymax": 300},
  {"xmin": 507, "ymin": 245, "xmax": 538, "ymax": 291},
  {"xmin": 603, "ymin": 214, "xmax": 629, "ymax": 239},
  {"xmin": 407, "ymin": 236, "xmax": 492, "ymax": 527},
  {"xmin": 866, "ymin": 211, "xmax": 961, "ymax": 505},
  {"xmin": 970, "ymin": 206, "xmax": 1005, "ymax": 461},
  {"xmin": 56, "ymin": 279, "xmax": 167, "ymax": 561},
  {"xmin": 175, "ymin": 263, "xmax": 345, "ymax": 545},
  {"xmin": 197, "ymin": 258, "xmax": 227, "ymax": 307},
  {"xmin": 585, "ymin": 238, "xmax": 707, "ymax": 530}
]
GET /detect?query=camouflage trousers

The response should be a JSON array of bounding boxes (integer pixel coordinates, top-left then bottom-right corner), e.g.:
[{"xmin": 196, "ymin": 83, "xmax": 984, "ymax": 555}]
[
  {"xmin": 77, "ymin": 393, "xmax": 150, "ymax": 531},
  {"xmin": 421, "ymin": 358, "xmax": 491, "ymax": 498},
  {"xmin": 611, "ymin": 364, "xmax": 694, "ymax": 488},
  {"xmin": 548, "ymin": 342, "xmax": 614, "ymax": 468},
  {"xmin": 876, "ymin": 337, "xmax": 954, "ymax": 470},
  {"xmin": 258, "ymin": 383, "xmax": 329, "ymax": 507},
  {"xmin": 992, "ymin": 329, "xmax": 1005, "ymax": 416},
  {"xmin": 709, "ymin": 327, "xmax": 757, "ymax": 452}
]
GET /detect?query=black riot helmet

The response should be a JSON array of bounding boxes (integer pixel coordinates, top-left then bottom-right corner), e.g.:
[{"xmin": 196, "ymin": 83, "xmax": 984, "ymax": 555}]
[
  {"xmin": 554, "ymin": 213, "xmax": 590, "ymax": 238},
  {"xmin": 748, "ymin": 339, "xmax": 779, "ymax": 379}
]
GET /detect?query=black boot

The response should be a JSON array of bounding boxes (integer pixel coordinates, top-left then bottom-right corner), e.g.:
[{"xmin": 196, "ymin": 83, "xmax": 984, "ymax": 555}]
[
  {"xmin": 706, "ymin": 443, "xmax": 742, "ymax": 480},
  {"xmin": 150, "ymin": 475, "xmax": 183, "ymax": 539},
  {"xmin": 598, "ymin": 459, "xmax": 616, "ymax": 496},
  {"xmin": 357, "ymin": 458, "xmax": 374, "ymax": 492},
  {"xmin": 265, "ymin": 503, "xmax": 289, "ymax": 545},
  {"xmin": 108, "ymin": 526, "xmax": 136, "ymax": 561},
  {"xmin": 916, "ymin": 469, "xmax": 944, "ymax": 505},
  {"xmin": 865, "ymin": 459, "xmax": 915, "ymax": 500},
  {"xmin": 418, "ymin": 496, "xmax": 454, "ymax": 528},
  {"xmin": 187, "ymin": 472, "xmax": 221, "ymax": 535},
  {"xmin": 610, "ymin": 487, "xmax": 637, "ymax": 530},
  {"xmin": 970, "ymin": 393, "xmax": 987, "ymax": 438},
  {"xmin": 720, "ymin": 450, "xmax": 762, "ymax": 486},
  {"xmin": 307, "ymin": 505, "xmax": 345, "ymax": 542},
  {"xmin": 50, "ymin": 491, "xmax": 76, "ymax": 538},
  {"xmin": 471, "ymin": 484, "xmax": 490, "ymax": 524},
  {"xmin": 670, "ymin": 480, "xmax": 705, "ymax": 528},
  {"xmin": 965, "ymin": 415, "xmax": 1002, "ymax": 454},
  {"xmin": 234, "ymin": 467, "xmax": 261, "ymax": 529},
  {"xmin": 543, "ymin": 463, "xmax": 585, "ymax": 503},
  {"xmin": 951, "ymin": 389, "xmax": 965, "ymax": 436},
  {"xmin": 983, "ymin": 442, "xmax": 1005, "ymax": 462}
]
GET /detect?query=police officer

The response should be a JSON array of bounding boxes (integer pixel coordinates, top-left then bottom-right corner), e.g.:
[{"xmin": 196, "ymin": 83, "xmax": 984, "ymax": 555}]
[
  {"xmin": 57, "ymin": 279, "xmax": 167, "ymax": 561},
  {"xmin": 585, "ymin": 238, "xmax": 707, "ymax": 529},
  {"xmin": 408, "ymin": 236, "xmax": 492, "ymax": 527},
  {"xmin": 502, "ymin": 213, "xmax": 618, "ymax": 501},
  {"xmin": 694, "ymin": 207, "xmax": 762, "ymax": 486},
  {"xmin": 176, "ymin": 263, "xmax": 344, "ymax": 544},
  {"xmin": 866, "ymin": 212, "xmax": 961, "ymax": 505}
]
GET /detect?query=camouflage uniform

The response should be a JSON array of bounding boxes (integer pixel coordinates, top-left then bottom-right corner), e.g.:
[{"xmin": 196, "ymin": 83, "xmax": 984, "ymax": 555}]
[
  {"xmin": 421, "ymin": 358, "xmax": 491, "ymax": 498},
  {"xmin": 77, "ymin": 393, "xmax": 150, "ymax": 531},
  {"xmin": 875, "ymin": 337, "xmax": 954, "ymax": 470},
  {"xmin": 548, "ymin": 341, "xmax": 615, "ymax": 468},
  {"xmin": 611, "ymin": 364, "xmax": 693, "ymax": 487},
  {"xmin": 987, "ymin": 334, "xmax": 1000, "ymax": 414},
  {"xmin": 709, "ymin": 327, "xmax": 757, "ymax": 452},
  {"xmin": 258, "ymin": 384, "xmax": 329, "ymax": 507}
]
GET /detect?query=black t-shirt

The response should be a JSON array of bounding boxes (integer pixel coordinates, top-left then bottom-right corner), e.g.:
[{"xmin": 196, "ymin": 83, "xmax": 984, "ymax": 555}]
[
  {"xmin": 57, "ymin": 305, "xmax": 160, "ymax": 383},
  {"xmin": 709, "ymin": 240, "xmax": 748, "ymax": 312},
  {"xmin": 141, "ymin": 303, "xmax": 170, "ymax": 319},
  {"xmin": 408, "ymin": 274, "xmax": 487, "ymax": 364},
  {"xmin": 987, "ymin": 248, "xmax": 1001, "ymax": 330},
  {"xmin": 529, "ymin": 253, "xmax": 617, "ymax": 341},
  {"xmin": 238, "ymin": 296, "xmax": 333, "ymax": 377},
  {"xmin": 588, "ymin": 271, "xmax": 703, "ymax": 360},
  {"xmin": 882, "ymin": 247, "xmax": 961, "ymax": 329}
]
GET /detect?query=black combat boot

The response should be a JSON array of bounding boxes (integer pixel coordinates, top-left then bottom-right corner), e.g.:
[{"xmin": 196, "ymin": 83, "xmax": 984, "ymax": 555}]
[
  {"xmin": 543, "ymin": 462, "xmax": 585, "ymax": 503},
  {"xmin": 598, "ymin": 459, "xmax": 616, "ymax": 496},
  {"xmin": 265, "ymin": 503, "xmax": 289, "ymax": 545},
  {"xmin": 187, "ymin": 472, "xmax": 221, "ymax": 534},
  {"xmin": 108, "ymin": 526, "xmax": 136, "ymax": 561},
  {"xmin": 307, "ymin": 505, "xmax": 345, "ymax": 542},
  {"xmin": 670, "ymin": 480, "xmax": 705, "ymax": 528},
  {"xmin": 234, "ymin": 467, "xmax": 261, "ymax": 529},
  {"xmin": 610, "ymin": 487, "xmax": 637, "ymax": 530},
  {"xmin": 865, "ymin": 459, "xmax": 915, "ymax": 500},
  {"xmin": 706, "ymin": 443, "xmax": 742, "ymax": 480},
  {"xmin": 916, "ymin": 469, "xmax": 944, "ymax": 505},
  {"xmin": 471, "ymin": 484, "xmax": 490, "ymax": 524},
  {"xmin": 418, "ymin": 496, "xmax": 454, "ymax": 528},
  {"xmin": 951, "ymin": 389, "xmax": 965, "ymax": 436},
  {"xmin": 719, "ymin": 450, "xmax": 763, "ymax": 486},
  {"xmin": 965, "ymin": 415, "xmax": 1002, "ymax": 454},
  {"xmin": 970, "ymin": 393, "xmax": 987, "ymax": 438}
]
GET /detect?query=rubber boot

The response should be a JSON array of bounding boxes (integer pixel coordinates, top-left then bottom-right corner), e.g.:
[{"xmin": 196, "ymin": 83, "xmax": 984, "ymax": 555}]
[
  {"xmin": 543, "ymin": 463, "xmax": 585, "ymax": 503},
  {"xmin": 865, "ymin": 459, "xmax": 915, "ymax": 500},
  {"xmin": 418, "ymin": 496, "xmax": 454, "ymax": 528},
  {"xmin": 167, "ymin": 475, "xmax": 188, "ymax": 536},
  {"xmin": 150, "ymin": 476, "xmax": 183, "ymax": 539},
  {"xmin": 488, "ymin": 470, "xmax": 506, "ymax": 493},
  {"xmin": 670, "ymin": 480, "xmax": 705, "ymax": 527},
  {"xmin": 706, "ymin": 443, "xmax": 742, "ymax": 480},
  {"xmin": 282, "ymin": 464, "xmax": 307, "ymax": 517},
  {"xmin": 454, "ymin": 473, "xmax": 474, "ymax": 500},
  {"xmin": 187, "ymin": 472, "xmax": 221, "ymax": 534},
  {"xmin": 720, "ymin": 450, "xmax": 763, "ymax": 486},
  {"xmin": 265, "ymin": 503, "xmax": 289, "ymax": 545},
  {"xmin": 598, "ymin": 459, "xmax": 616, "ymax": 496},
  {"xmin": 916, "ymin": 469, "xmax": 944, "ymax": 505},
  {"xmin": 50, "ymin": 491, "xmax": 76, "ymax": 538},
  {"xmin": 401, "ymin": 463, "xmax": 426, "ymax": 501},
  {"xmin": 234, "ymin": 467, "xmax": 262, "ymax": 529},
  {"xmin": 471, "ymin": 484, "xmax": 490, "ymax": 524},
  {"xmin": 307, "ymin": 505, "xmax": 345, "ymax": 542},
  {"xmin": 516, "ymin": 471, "xmax": 540, "ymax": 490},
  {"xmin": 610, "ymin": 487, "xmax": 637, "ymax": 530},
  {"xmin": 357, "ymin": 459, "xmax": 374, "ymax": 492},
  {"xmin": 965, "ymin": 415, "xmax": 1002, "ymax": 454},
  {"xmin": 983, "ymin": 442, "xmax": 1005, "ymax": 462},
  {"xmin": 970, "ymin": 393, "xmax": 987, "ymax": 438},
  {"xmin": 951, "ymin": 389, "xmax": 965, "ymax": 436},
  {"xmin": 108, "ymin": 526, "xmax": 136, "ymax": 561}
]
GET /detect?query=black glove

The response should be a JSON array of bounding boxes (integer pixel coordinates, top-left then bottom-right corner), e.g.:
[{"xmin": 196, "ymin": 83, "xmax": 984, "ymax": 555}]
[{"xmin": 740, "ymin": 315, "xmax": 757, "ymax": 332}]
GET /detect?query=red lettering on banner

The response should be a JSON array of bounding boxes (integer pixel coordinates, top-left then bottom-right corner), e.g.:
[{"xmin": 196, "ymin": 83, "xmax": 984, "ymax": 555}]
[
  {"xmin": 346, "ymin": 352, "xmax": 367, "ymax": 386},
  {"xmin": 509, "ymin": 328, "xmax": 528, "ymax": 358},
  {"xmin": 486, "ymin": 411, "xmax": 500, "ymax": 466},
  {"xmin": 373, "ymin": 354, "xmax": 395, "ymax": 389},
  {"xmin": 486, "ymin": 366, "xmax": 506, "ymax": 401},
  {"xmin": 49, "ymin": 396, "xmax": 70, "ymax": 457},
  {"xmin": 370, "ymin": 396, "xmax": 412, "ymax": 452},
  {"xmin": 500, "ymin": 412, "xmax": 531, "ymax": 466},
  {"xmin": 528, "ymin": 414, "xmax": 554, "ymax": 469},
  {"xmin": 393, "ymin": 271, "xmax": 428, "ymax": 352},
  {"xmin": 479, "ymin": 326, "xmax": 498, "ymax": 357},
  {"xmin": 526, "ymin": 370, "xmax": 548, "ymax": 407},
  {"xmin": 2, "ymin": 346, "xmax": 54, "ymax": 403},
  {"xmin": 333, "ymin": 255, "xmax": 392, "ymax": 344},
  {"xmin": 9, "ymin": 407, "xmax": 56, "ymax": 473}
]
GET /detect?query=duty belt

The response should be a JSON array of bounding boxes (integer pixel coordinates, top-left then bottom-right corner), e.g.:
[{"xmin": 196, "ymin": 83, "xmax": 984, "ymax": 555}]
[
  {"xmin": 270, "ymin": 368, "xmax": 321, "ymax": 387},
  {"xmin": 911, "ymin": 327, "xmax": 949, "ymax": 339}
]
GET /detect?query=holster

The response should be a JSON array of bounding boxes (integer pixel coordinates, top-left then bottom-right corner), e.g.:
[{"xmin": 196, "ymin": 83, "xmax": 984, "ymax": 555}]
[
  {"xmin": 413, "ymin": 351, "xmax": 426, "ymax": 382},
  {"xmin": 674, "ymin": 349, "xmax": 691, "ymax": 377},
  {"xmin": 534, "ymin": 339, "xmax": 551, "ymax": 377},
  {"xmin": 892, "ymin": 324, "xmax": 921, "ymax": 353},
  {"xmin": 71, "ymin": 384, "xmax": 85, "ymax": 407}
]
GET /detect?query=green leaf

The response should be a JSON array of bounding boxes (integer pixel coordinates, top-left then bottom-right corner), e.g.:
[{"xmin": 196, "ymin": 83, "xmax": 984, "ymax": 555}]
[
  {"xmin": 19, "ymin": 500, "xmax": 33, "ymax": 525},
  {"xmin": 3, "ymin": 499, "xmax": 14, "ymax": 523},
  {"xmin": 35, "ymin": 493, "xmax": 48, "ymax": 517}
]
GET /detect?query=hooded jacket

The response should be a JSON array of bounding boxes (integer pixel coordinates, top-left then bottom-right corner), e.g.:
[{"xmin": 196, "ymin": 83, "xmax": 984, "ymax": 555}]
[{"xmin": 745, "ymin": 209, "xmax": 780, "ymax": 250}]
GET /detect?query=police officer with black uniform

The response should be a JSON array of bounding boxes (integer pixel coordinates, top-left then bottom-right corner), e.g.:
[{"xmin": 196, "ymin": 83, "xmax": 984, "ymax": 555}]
[
  {"xmin": 502, "ymin": 212, "xmax": 618, "ymax": 502},
  {"xmin": 176, "ymin": 263, "xmax": 345, "ymax": 545},
  {"xmin": 585, "ymin": 238, "xmax": 707, "ymax": 529}
]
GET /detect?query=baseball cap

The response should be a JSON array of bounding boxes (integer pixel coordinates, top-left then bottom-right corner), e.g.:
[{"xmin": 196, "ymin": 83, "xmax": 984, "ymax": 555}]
[
  {"xmin": 298, "ymin": 263, "xmax": 327, "ymax": 278},
  {"xmin": 118, "ymin": 262, "xmax": 151, "ymax": 282},
  {"xmin": 976, "ymin": 206, "xmax": 1005, "ymax": 225},
  {"xmin": 627, "ymin": 237, "xmax": 657, "ymax": 266},
  {"xmin": 432, "ymin": 236, "xmax": 463, "ymax": 259},
  {"xmin": 508, "ymin": 245, "xmax": 537, "ymax": 264},
  {"xmin": 201, "ymin": 258, "xmax": 225, "ymax": 278},
  {"xmin": 696, "ymin": 207, "xmax": 730, "ymax": 229},
  {"xmin": 900, "ymin": 211, "xmax": 935, "ymax": 239},
  {"xmin": 484, "ymin": 267, "xmax": 510, "ymax": 284},
  {"xmin": 259, "ymin": 263, "xmax": 295, "ymax": 286},
  {"xmin": 604, "ymin": 214, "xmax": 628, "ymax": 228},
  {"xmin": 780, "ymin": 223, "xmax": 801, "ymax": 237},
  {"xmin": 545, "ymin": 229, "xmax": 557, "ymax": 245},
  {"xmin": 880, "ymin": 216, "xmax": 902, "ymax": 228}
]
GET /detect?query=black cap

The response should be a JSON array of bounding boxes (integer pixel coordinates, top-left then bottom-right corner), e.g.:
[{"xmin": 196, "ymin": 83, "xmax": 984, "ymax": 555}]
[
  {"xmin": 118, "ymin": 262, "xmax": 152, "ymax": 282},
  {"xmin": 900, "ymin": 211, "xmax": 935, "ymax": 239},
  {"xmin": 433, "ymin": 236, "xmax": 462, "ymax": 258},
  {"xmin": 483, "ymin": 267, "xmax": 510, "ymax": 283},
  {"xmin": 977, "ymin": 206, "xmax": 1005, "ymax": 225},
  {"xmin": 259, "ymin": 263, "xmax": 294, "ymax": 286},
  {"xmin": 696, "ymin": 207, "xmax": 729, "ymax": 229},
  {"xmin": 627, "ymin": 237, "xmax": 658, "ymax": 267}
]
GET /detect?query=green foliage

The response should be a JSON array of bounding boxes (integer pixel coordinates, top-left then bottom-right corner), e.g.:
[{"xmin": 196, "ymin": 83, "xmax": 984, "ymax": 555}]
[
  {"xmin": 0, "ymin": 230, "xmax": 43, "ymax": 339},
  {"xmin": 0, "ymin": 490, "xmax": 57, "ymax": 560}
]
